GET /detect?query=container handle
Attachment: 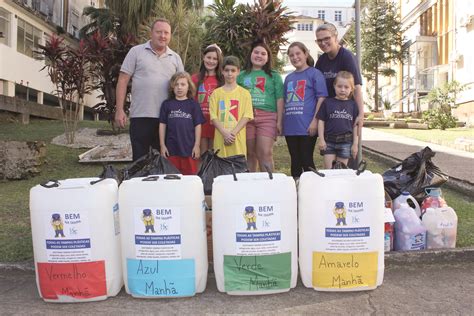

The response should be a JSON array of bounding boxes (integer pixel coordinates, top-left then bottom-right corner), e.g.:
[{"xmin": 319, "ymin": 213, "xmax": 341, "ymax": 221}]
[
  {"xmin": 142, "ymin": 175, "xmax": 160, "ymax": 181},
  {"xmin": 231, "ymin": 163, "xmax": 238, "ymax": 181},
  {"xmin": 40, "ymin": 179, "xmax": 60, "ymax": 188},
  {"xmin": 164, "ymin": 174, "xmax": 181, "ymax": 180},
  {"xmin": 356, "ymin": 160, "xmax": 367, "ymax": 176},
  {"xmin": 263, "ymin": 164, "xmax": 273, "ymax": 180},
  {"xmin": 90, "ymin": 178, "xmax": 106, "ymax": 185},
  {"xmin": 309, "ymin": 167, "xmax": 325, "ymax": 177}
]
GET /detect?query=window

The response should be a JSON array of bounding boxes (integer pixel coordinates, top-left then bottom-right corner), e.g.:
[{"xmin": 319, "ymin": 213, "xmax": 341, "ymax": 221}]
[
  {"xmin": 17, "ymin": 18, "xmax": 42, "ymax": 58},
  {"xmin": 318, "ymin": 10, "xmax": 325, "ymax": 20},
  {"xmin": 335, "ymin": 11, "xmax": 342, "ymax": 22},
  {"xmin": 0, "ymin": 8, "xmax": 10, "ymax": 45},
  {"xmin": 297, "ymin": 23, "xmax": 313, "ymax": 32}
]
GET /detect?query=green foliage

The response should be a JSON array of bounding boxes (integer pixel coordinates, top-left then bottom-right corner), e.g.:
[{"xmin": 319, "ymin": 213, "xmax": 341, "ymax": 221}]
[
  {"xmin": 427, "ymin": 80, "xmax": 465, "ymax": 110},
  {"xmin": 382, "ymin": 98, "xmax": 392, "ymax": 110},
  {"xmin": 85, "ymin": 32, "xmax": 136, "ymax": 126},
  {"xmin": 422, "ymin": 108, "xmax": 457, "ymax": 130},
  {"xmin": 104, "ymin": 0, "xmax": 157, "ymax": 36},
  {"xmin": 140, "ymin": 0, "xmax": 205, "ymax": 73},
  {"xmin": 36, "ymin": 35, "xmax": 94, "ymax": 144},
  {"xmin": 346, "ymin": 0, "xmax": 407, "ymax": 111},
  {"xmin": 367, "ymin": 114, "xmax": 375, "ymax": 120},
  {"xmin": 205, "ymin": 0, "xmax": 294, "ymax": 64},
  {"xmin": 423, "ymin": 81, "xmax": 465, "ymax": 130}
]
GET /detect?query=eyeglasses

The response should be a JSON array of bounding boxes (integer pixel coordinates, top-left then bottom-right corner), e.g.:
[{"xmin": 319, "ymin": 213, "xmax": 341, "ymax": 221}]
[{"xmin": 316, "ymin": 36, "xmax": 332, "ymax": 44}]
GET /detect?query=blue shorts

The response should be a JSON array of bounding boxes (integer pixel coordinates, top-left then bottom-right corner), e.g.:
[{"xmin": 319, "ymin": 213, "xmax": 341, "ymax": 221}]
[{"xmin": 320, "ymin": 141, "xmax": 352, "ymax": 159}]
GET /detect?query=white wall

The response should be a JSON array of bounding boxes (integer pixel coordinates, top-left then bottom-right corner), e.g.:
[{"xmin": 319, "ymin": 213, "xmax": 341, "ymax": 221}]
[
  {"xmin": 0, "ymin": 0, "xmax": 101, "ymax": 108},
  {"xmin": 454, "ymin": 1, "xmax": 474, "ymax": 104}
]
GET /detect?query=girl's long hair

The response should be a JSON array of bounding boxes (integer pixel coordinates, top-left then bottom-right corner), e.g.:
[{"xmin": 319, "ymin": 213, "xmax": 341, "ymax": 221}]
[
  {"xmin": 243, "ymin": 41, "xmax": 273, "ymax": 77},
  {"xmin": 288, "ymin": 42, "xmax": 315, "ymax": 67},
  {"xmin": 196, "ymin": 45, "xmax": 224, "ymax": 88},
  {"xmin": 168, "ymin": 71, "xmax": 196, "ymax": 100}
]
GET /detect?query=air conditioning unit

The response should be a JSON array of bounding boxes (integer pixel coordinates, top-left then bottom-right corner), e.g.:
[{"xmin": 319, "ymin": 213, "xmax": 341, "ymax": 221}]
[{"xmin": 460, "ymin": 14, "xmax": 474, "ymax": 27}]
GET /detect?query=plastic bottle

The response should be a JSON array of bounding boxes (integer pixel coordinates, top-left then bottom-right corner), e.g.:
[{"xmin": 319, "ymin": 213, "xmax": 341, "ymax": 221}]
[
  {"xmin": 393, "ymin": 191, "xmax": 421, "ymax": 218},
  {"xmin": 384, "ymin": 208, "xmax": 395, "ymax": 252},
  {"xmin": 422, "ymin": 207, "xmax": 458, "ymax": 249},
  {"xmin": 421, "ymin": 188, "xmax": 447, "ymax": 215},
  {"xmin": 393, "ymin": 202, "xmax": 426, "ymax": 251}
]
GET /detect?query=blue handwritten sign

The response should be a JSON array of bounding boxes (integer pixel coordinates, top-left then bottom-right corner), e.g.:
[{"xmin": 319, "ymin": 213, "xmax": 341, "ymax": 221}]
[{"xmin": 127, "ymin": 258, "xmax": 195, "ymax": 297}]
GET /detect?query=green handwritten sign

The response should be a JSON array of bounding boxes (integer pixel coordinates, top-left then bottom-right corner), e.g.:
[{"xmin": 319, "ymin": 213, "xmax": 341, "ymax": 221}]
[{"xmin": 224, "ymin": 252, "xmax": 291, "ymax": 292}]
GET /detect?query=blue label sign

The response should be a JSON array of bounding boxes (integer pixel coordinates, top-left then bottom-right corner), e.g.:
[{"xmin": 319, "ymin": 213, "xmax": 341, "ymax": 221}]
[
  {"xmin": 45, "ymin": 238, "xmax": 91, "ymax": 249},
  {"xmin": 127, "ymin": 258, "xmax": 195, "ymax": 297},
  {"xmin": 236, "ymin": 231, "xmax": 281, "ymax": 242},
  {"xmin": 325, "ymin": 227, "xmax": 370, "ymax": 238}
]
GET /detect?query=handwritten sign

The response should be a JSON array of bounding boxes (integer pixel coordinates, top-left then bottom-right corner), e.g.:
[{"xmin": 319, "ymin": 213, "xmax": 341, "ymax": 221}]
[
  {"xmin": 312, "ymin": 252, "xmax": 378, "ymax": 289},
  {"xmin": 127, "ymin": 258, "xmax": 195, "ymax": 297},
  {"xmin": 223, "ymin": 252, "xmax": 291, "ymax": 292},
  {"xmin": 37, "ymin": 261, "xmax": 106, "ymax": 300}
]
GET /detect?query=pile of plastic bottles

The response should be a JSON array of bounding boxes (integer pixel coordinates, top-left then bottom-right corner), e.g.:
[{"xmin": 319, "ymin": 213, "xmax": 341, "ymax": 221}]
[{"xmin": 385, "ymin": 188, "xmax": 458, "ymax": 252}]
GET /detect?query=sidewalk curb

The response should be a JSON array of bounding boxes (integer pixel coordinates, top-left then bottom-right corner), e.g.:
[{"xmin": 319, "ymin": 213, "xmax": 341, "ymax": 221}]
[
  {"xmin": 363, "ymin": 145, "xmax": 474, "ymax": 196},
  {"xmin": 2, "ymin": 248, "xmax": 473, "ymax": 272},
  {"xmin": 385, "ymin": 247, "xmax": 474, "ymax": 266}
]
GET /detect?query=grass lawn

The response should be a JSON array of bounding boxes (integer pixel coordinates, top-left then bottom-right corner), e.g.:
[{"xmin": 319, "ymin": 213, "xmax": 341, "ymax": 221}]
[
  {"xmin": 372, "ymin": 127, "xmax": 474, "ymax": 151},
  {"xmin": 0, "ymin": 119, "xmax": 473, "ymax": 262}
]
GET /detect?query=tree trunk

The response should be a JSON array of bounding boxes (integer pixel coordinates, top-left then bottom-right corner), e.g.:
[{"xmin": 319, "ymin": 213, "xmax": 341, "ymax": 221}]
[{"xmin": 374, "ymin": 64, "xmax": 379, "ymax": 112}]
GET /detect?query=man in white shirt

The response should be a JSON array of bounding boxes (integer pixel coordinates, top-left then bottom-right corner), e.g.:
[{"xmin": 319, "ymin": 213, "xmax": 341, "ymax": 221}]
[{"xmin": 115, "ymin": 18, "xmax": 184, "ymax": 161}]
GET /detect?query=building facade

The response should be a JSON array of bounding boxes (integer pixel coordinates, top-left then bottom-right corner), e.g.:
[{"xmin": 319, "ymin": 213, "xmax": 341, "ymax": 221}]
[
  {"xmin": 0, "ymin": 0, "xmax": 103, "ymax": 117},
  {"xmin": 280, "ymin": 2, "xmax": 355, "ymax": 75},
  {"xmin": 379, "ymin": 0, "xmax": 473, "ymax": 124}
]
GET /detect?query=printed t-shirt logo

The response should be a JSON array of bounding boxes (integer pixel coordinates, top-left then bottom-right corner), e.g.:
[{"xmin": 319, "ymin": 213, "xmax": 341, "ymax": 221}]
[
  {"xmin": 219, "ymin": 99, "xmax": 239, "ymax": 122},
  {"xmin": 198, "ymin": 82, "xmax": 217, "ymax": 104},
  {"xmin": 286, "ymin": 80, "xmax": 306, "ymax": 102},
  {"xmin": 255, "ymin": 77, "xmax": 266, "ymax": 93}
]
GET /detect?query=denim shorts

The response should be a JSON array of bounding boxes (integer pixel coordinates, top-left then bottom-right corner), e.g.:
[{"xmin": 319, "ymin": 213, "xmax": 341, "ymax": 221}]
[{"xmin": 320, "ymin": 141, "xmax": 352, "ymax": 159}]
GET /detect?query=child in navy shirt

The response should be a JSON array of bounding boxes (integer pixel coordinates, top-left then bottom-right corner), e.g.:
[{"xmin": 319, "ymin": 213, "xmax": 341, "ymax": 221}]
[
  {"xmin": 159, "ymin": 72, "xmax": 205, "ymax": 175},
  {"xmin": 317, "ymin": 71, "xmax": 359, "ymax": 169}
]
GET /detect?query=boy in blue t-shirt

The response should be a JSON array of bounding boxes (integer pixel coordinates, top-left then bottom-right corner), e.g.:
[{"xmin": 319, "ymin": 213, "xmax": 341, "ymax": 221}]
[
  {"xmin": 317, "ymin": 71, "xmax": 359, "ymax": 169},
  {"xmin": 159, "ymin": 72, "xmax": 205, "ymax": 175}
]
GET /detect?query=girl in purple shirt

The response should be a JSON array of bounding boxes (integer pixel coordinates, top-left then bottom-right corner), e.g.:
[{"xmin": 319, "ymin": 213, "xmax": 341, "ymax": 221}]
[{"xmin": 283, "ymin": 42, "xmax": 328, "ymax": 178}]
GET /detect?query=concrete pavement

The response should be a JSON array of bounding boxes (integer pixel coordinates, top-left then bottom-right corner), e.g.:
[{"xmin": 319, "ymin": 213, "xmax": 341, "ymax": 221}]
[
  {"xmin": 1, "ymin": 249, "xmax": 473, "ymax": 315},
  {"xmin": 361, "ymin": 127, "xmax": 474, "ymax": 194}
]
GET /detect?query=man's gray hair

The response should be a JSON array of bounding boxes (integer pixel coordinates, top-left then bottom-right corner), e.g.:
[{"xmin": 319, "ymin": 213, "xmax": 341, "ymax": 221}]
[{"xmin": 316, "ymin": 22, "xmax": 338, "ymax": 37}]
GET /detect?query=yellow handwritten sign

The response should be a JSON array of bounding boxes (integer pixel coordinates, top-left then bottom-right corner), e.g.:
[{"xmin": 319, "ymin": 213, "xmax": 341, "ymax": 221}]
[{"xmin": 312, "ymin": 252, "xmax": 378, "ymax": 289}]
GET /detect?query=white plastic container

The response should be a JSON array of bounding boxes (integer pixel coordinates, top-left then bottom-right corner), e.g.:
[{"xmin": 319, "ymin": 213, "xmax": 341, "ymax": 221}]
[
  {"xmin": 422, "ymin": 207, "xmax": 458, "ymax": 249},
  {"xmin": 30, "ymin": 178, "xmax": 123, "ymax": 303},
  {"xmin": 393, "ymin": 202, "xmax": 427, "ymax": 251},
  {"xmin": 393, "ymin": 191, "xmax": 421, "ymax": 217},
  {"xmin": 298, "ymin": 169, "xmax": 385, "ymax": 292},
  {"xmin": 119, "ymin": 175, "xmax": 207, "ymax": 298},
  {"xmin": 212, "ymin": 172, "xmax": 297, "ymax": 295}
]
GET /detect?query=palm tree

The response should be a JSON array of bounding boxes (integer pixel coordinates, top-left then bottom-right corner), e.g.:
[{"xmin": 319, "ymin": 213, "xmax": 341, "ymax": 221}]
[{"xmin": 104, "ymin": 0, "xmax": 157, "ymax": 36}]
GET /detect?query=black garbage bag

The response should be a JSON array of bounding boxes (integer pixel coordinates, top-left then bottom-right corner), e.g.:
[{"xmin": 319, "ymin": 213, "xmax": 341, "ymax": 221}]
[
  {"xmin": 198, "ymin": 150, "xmax": 248, "ymax": 195},
  {"xmin": 382, "ymin": 146, "xmax": 448, "ymax": 202},
  {"xmin": 121, "ymin": 148, "xmax": 179, "ymax": 180},
  {"xmin": 98, "ymin": 164, "xmax": 122, "ymax": 183}
]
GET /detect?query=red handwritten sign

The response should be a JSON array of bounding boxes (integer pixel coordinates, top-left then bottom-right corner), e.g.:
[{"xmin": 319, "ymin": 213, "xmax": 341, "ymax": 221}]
[{"xmin": 37, "ymin": 261, "xmax": 107, "ymax": 300}]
